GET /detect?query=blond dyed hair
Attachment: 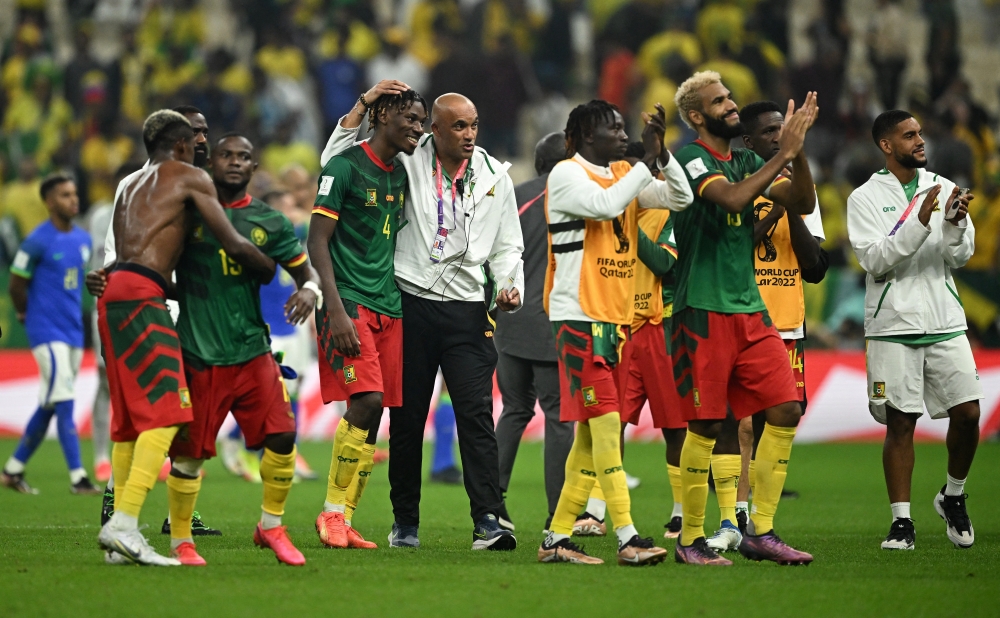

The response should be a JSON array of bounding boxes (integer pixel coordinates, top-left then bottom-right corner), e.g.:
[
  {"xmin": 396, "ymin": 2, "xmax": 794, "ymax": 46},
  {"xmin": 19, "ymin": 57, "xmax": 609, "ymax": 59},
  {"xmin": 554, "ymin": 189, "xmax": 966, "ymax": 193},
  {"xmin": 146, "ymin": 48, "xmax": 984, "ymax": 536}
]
[
  {"xmin": 142, "ymin": 109, "xmax": 192, "ymax": 155},
  {"xmin": 674, "ymin": 71, "xmax": 723, "ymax": 129}
]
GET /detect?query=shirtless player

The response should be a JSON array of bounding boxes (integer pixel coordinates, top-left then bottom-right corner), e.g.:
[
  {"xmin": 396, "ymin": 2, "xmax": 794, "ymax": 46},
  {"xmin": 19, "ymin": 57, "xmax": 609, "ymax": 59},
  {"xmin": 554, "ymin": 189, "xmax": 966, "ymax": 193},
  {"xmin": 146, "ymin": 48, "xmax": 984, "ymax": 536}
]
[{"xmin": 94, "ymin": 110, "xmax": 275, "ymax": 566}]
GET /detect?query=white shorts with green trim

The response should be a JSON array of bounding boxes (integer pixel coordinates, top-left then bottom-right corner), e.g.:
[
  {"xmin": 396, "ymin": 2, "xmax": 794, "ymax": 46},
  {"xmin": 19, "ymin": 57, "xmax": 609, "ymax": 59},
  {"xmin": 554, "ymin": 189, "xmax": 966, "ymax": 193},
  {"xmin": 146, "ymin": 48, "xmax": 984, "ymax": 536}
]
[{"xmin": 865, "ymin": 334, "xmax": 982, "ymax": 424}]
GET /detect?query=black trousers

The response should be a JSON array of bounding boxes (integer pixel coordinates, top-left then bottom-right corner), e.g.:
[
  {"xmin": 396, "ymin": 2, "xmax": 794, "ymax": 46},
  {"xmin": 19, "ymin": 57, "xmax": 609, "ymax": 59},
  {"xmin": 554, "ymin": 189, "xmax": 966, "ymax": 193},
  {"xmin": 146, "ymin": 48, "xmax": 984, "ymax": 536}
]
[
  {"xmin": 389, "ymin": 292, "xmax": 502, "ymax": 526},
  {"xmin": 495, "ymin": 351, "xmax": 572, "ymax": 515}
]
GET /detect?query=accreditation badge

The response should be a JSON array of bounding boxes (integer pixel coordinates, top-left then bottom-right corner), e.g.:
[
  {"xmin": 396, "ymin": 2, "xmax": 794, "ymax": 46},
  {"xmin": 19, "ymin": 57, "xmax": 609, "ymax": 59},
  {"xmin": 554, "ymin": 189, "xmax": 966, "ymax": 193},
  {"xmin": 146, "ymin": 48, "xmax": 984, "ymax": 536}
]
[{"xmin": 430, "ymin": 227, "xmax": 448, "ymax": 263}]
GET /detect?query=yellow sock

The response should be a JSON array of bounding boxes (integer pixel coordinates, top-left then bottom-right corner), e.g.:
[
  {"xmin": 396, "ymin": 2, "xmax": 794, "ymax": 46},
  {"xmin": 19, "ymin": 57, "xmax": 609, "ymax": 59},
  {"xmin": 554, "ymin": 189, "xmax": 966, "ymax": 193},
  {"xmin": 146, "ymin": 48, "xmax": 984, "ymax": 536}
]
[
  {"xmin": 261, "ymin": 446, "xmax": 296, "ymax": 517},
  {"xmin": 712, "ymin": 454, "xmax": 741, "ymax": 526},
  {"xmin": 590, "ymin": 413, "xmax": 632, "ymax": 529},
  {"xmin": 749, "ymin": 459, "xmax": 756, "ymax": 495},
  {"xmin": 549, "ymin": 422, "xmax": 596, "ymax": 535},
  {"xmin": 751, "ymin": 423, "xmax": 796, "ymax": 535},
  {"xmin": 345, "ymin": 443, "xmax": 375, "ymax": 523},
  {"xmin": 166, "ymin": 474, "xmax": 201, "ymax": 541},
  {"xmin": 111, "ymin": 441, "xmax": 135, "ymax": 513},
  {"xmin": 679, "ymin": 431, "xmax": 715, "ymax": 545},
  {"xmin": 118, "ymin": 426, "xmax": 179, "ymax": 519},
  {"xmin": 667, "ymin": 463, "xmax": 682, "ymax": 510},
  {"xmin": 589, "ymin": 481, "xmax": 606, "ymax": 502},
  {"xmin": 325, "ymin": 418, "xmax": 369, "ymax": 507}
]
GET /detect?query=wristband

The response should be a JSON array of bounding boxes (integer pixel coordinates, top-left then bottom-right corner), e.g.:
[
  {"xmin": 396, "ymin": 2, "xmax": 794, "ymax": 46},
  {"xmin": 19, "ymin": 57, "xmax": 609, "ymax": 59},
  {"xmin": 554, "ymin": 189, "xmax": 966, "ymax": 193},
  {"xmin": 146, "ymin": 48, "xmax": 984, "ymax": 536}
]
[
  {"xmin": 359, "ymin": 93, "xmax": 371, "ymax": 108},
  {"xmin": 302, "ymin": 281, "xmax": 323, "ymax": 309}
]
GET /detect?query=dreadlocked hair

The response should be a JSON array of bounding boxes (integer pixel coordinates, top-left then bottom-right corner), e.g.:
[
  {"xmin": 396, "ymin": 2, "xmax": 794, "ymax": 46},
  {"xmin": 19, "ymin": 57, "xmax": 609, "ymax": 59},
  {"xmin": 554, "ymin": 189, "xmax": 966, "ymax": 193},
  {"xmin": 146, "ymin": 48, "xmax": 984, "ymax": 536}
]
[
  {"xmin": 367, "ymin": 89, "xmax": 428, "ymax": 133},
  {"xmin": 564, "ymin": 100, "xmax": 619, "ymax": 156}
]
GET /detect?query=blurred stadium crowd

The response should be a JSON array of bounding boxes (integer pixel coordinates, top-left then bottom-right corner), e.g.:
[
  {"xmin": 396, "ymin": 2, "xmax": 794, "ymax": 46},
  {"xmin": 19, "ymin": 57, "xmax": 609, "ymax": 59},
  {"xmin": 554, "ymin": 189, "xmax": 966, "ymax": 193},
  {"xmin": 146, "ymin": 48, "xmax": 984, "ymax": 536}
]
[{"xmin": 1, "ymin": 0, "xmax": 999, "ymax": 349}]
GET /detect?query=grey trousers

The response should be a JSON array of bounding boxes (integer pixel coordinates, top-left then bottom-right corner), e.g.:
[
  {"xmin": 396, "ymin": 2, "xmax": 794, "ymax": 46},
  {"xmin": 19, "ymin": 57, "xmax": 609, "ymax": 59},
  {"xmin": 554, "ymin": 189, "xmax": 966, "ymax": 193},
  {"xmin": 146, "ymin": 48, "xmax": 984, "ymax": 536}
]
[{"xmin": 495, "ymin": 350, "xmax": 573, "ymax": 515}]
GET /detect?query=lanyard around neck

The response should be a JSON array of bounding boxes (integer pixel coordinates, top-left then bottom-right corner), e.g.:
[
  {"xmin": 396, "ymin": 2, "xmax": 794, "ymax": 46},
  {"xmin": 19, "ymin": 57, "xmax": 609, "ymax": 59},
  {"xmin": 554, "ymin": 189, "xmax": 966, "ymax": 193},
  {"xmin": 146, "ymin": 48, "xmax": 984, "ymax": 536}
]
[{"xmin": 436, "ymin": 156, "xmax": 469, "ymax": 231}]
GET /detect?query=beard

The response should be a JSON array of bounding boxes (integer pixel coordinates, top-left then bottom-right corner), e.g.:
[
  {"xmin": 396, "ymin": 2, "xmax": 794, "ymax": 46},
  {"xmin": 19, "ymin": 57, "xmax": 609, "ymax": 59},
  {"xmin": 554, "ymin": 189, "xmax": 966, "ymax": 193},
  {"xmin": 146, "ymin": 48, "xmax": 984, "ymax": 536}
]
[
  {"xmin": 704, "ymin": 113, "xmax": 744, "ymax": 140},
  {"xmin": 193, "ymin": 147, "xmax": 209, "ymax": 168},
  {"xmin": 895, "ymin": 151, "xmax": 927, "ymax": 169}
]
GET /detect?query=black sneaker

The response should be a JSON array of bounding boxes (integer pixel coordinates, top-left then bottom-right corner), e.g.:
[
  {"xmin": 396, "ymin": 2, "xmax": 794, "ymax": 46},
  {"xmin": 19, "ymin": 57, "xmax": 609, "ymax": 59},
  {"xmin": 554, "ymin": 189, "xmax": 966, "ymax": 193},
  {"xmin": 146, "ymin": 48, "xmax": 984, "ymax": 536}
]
[
  {"xmin": 880, "ymin": 517, "xmax": 915, "ymax": 550},
  {"xmin": 472, "ymin": 514, "xmax": 516, "ymax": 551},
  {"xmin": 161, "ymin": 511, "xmax": 223, "ymax": 536},
  {"xmin": 497, "ymin": 500, "xmax": 515, "ymax": 531},
  {"xmin": 663, "ymin": 516, "xmax": 682, "ymax": 539},
  {"xmin": 1, "ymin": 470, "xmax": 39, "ymax": 494},
  {"xmin": 430, "ymin": 466, "xmax": 463, "ymax": 485},
  {"xmin": 736, "ymin": 510, "xmax": 748, "ymax": 535},
  {"xmin": 934, "ymin": 487, "xmax": 974, "ymax": 548},
  {"xmin": 71, "ymin": 476, "xmax": 102, "ymax": 495},
  {"xmin": 781, "ymin": 488, "xmax": 800, "ymax": 499},
  {"xmin": 675, "ymin": 536, "xmax": 732, "ymax": 565},
  {"xmin": 101, "ymin": 485, "xmax": 115, "ymax": 525}
]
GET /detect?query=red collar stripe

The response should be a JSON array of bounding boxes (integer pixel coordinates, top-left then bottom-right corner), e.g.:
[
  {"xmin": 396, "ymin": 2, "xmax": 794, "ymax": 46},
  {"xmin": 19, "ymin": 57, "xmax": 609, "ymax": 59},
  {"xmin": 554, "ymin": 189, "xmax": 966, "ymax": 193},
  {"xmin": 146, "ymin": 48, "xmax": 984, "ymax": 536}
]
[
  {"xmin": 361, "ymin": 141, "xmax": 394, "ymax": 172},
  {"xmin": 223, "ymin": 194, "xmax": 253, "ymax": 209},
  {"xmin": 695, "ymin": 139, "xmax": 732, "ymax": 161}
]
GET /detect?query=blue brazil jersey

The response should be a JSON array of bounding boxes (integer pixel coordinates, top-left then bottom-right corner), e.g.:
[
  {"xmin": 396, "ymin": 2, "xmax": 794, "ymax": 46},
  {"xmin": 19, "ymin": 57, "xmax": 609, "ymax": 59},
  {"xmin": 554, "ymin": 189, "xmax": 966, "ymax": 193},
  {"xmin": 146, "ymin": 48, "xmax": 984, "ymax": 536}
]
[
  {"xmin": 259, "ymin": 266, "xmax": 297, "ymax": 338},
  {"xmin": 10, "ymin": 221, "xmax": 91, "ymax": 348}
]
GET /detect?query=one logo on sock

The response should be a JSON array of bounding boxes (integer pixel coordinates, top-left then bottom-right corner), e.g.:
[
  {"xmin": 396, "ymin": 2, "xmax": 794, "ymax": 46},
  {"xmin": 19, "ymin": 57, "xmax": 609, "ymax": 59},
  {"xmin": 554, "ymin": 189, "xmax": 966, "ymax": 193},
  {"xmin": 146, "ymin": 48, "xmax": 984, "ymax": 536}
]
[
  {"xmin": 693, "ymin": 388, "xmax": 701, "ymax": 407},
  {"xmin": 604, "ymin": 466, "xmax": 623, "ymax": 474},
  {"xmin": 344, "ymin": 365, "xmax": 357, "ymax": 384},
  {"xmin": 580, "ymin": 469, "xmax": 597, "ymax": 477},
  {"xmin": 582, "ymin": 386, "xmax": 599, "ymax": 406},
  {"xmin": 873, "ymin": 381, "xmax": 886, "ymax": 398},
  {"xmin": 686, "ymin": 467, "xmax": 709, "ymax": 474},
  {"xmin": 358, "ymin": 470, "xmax": 371, "ymax": 477},
  {"xmin": 337, "ymin": 456, "xmax": 359, "ymax": 463},
  {"xmin": 777, "ymin": 459, "xmax": 789, "ymax": 464}
]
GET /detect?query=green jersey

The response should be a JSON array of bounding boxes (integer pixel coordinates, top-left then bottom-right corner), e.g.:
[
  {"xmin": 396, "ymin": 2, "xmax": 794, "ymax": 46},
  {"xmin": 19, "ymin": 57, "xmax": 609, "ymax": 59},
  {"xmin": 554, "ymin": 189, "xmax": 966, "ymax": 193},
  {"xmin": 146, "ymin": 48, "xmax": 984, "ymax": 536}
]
[
  {"xmin": 176, "ymin": 196, "xmax": 307, "ymax": 366},
  {"xmin": 672, "ymin": 140, "xmax": 781, "ymax": 314},
  {"xmin": 313, "ymin": 143, "xmax": 408, "ymax": 318}
]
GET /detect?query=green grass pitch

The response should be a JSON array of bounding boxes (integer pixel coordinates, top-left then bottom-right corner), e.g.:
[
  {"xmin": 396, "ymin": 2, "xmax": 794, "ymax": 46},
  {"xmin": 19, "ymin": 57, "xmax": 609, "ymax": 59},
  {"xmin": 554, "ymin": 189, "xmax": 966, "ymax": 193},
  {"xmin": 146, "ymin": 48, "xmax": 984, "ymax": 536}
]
[{"xmin": 1, "ymin": 439, "xmax": 997, "ymax": 617}]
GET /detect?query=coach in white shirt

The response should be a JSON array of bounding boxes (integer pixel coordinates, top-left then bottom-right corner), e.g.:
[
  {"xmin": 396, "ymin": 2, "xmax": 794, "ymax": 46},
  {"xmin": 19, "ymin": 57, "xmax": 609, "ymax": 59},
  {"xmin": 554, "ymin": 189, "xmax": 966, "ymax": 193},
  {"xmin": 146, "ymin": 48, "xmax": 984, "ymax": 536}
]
[
  {"xmin": 321, "ymin": 81, "xmax": 523, "ymax": 550},
  {"xmin": 847, "ymin": 109, "xmax": 980, "ymax": 552}
]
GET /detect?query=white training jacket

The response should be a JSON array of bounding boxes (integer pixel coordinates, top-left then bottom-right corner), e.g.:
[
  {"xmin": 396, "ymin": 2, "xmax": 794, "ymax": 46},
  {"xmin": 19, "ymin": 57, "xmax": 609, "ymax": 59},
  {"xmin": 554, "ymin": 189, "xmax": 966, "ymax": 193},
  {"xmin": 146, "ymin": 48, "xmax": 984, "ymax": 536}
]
[
  {"xmin": 321, "ymin": 118, "xmax": 524, "ymax": 310},
  {"xmin": 847, "ymin": 168, "xmax": 975, "ymax": 337},
  {"xmin": 546, "ymin": 153, "xmax": 692, "ymax": 322}
]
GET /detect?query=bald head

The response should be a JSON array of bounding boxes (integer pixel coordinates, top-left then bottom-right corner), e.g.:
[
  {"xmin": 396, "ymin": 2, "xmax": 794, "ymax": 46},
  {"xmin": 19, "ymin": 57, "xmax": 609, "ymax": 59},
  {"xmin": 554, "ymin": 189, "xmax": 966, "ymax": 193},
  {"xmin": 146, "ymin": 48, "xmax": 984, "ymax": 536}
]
[
  {"xmin": 431, "ymin": 93, "xmax": 479, "ymax": 163},
  {"xmin": 431, "ymin": 93, "xmax": 476, "ymax": 124},
  {"xmin": 534, "ymin": 132, "xmax": 567, "ymax": 176}
]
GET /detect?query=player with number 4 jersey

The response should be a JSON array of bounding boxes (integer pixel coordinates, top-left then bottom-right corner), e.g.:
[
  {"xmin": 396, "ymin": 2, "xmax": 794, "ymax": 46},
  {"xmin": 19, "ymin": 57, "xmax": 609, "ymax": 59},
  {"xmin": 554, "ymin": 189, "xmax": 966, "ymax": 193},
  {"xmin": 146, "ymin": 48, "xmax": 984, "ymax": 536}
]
[{"xmin": 309, "ymin": 88, "xmax": 427, "ymax": 551}]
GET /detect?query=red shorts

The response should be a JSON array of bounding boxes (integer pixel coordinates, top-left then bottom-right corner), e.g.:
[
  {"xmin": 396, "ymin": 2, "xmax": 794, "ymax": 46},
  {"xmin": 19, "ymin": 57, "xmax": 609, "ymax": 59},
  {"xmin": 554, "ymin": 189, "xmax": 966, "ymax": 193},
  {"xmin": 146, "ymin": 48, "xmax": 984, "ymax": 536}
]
[
  {"xmin": 554, "ymin": 322, "xmax": 620, "ymax": 422},
  {"xmin": 786, "ymin": 338, "xmax": 806, "ymax": 403},
  {"xmin": 317, "ymin": 303, "xmax": 402, "ymax": 406},
  {"xmin": 170, "ymin": 353, "xmax": 295, "ymax": 460},
  {"xmin": 670, "ymin": 308, "xmax": 798, "ymax": 422},
  {"xmin": 616, "ymin": 321, "xmax": 684, "ymax": 429},
  {"xmin": 97, "ymin": 266, "xmax": 192, "ymax": 442}
]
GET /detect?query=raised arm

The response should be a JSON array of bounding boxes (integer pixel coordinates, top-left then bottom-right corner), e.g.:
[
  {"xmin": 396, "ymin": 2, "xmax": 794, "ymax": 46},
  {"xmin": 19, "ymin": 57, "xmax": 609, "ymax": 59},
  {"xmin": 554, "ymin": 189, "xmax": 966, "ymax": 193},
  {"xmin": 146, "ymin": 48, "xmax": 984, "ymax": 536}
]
[
  {"xmin": 786, "ymin": 208, "xmax": 821, "ymax": 269},
  {"xmin": 636, "ymin": 217, "xmax": 678, "ymax": 277},
  {"xmin": 941, "ymin": 188, "xmax": 976, "ymax": 269},
  {"xmin": 321, "ymin": 80, "xmax": 410, "ymax": 166},
  {"xmin": 185, "ymin": 172, "xmax": 276, "ymax": 282},
  {"xmin": 702, "ymin": 94, "xmax": 818, "ymax": 214},
  {"xmin": 548, "ymin": 161, "xmax": 652, "ymax": 221},
  {"xmin": 768, "ymin": 153, "xmax": 816, "ymax": 215}
]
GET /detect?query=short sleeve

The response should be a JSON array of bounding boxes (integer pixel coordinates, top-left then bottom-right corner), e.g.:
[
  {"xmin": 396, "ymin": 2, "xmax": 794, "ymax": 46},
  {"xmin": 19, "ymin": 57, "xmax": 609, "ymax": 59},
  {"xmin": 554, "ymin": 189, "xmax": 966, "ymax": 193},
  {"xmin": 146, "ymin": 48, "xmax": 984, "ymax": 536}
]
[
  {"xmin": 802, "ymin": 201, "xmax": 826, "ymax": 241},
  {"xmin": 676, "ymin": 145, "xmax": 725, "ymax": 198},
  {"xmin": 10, "ymin": 234, "xmax": 45, "ymax": 279},
  {"xmin": 313, "ymin": 156, "xmax": 353, "ymax": 220},
  {"xmin": 265, "ymin": 211, "xmax": 308, "ymax": 267}
]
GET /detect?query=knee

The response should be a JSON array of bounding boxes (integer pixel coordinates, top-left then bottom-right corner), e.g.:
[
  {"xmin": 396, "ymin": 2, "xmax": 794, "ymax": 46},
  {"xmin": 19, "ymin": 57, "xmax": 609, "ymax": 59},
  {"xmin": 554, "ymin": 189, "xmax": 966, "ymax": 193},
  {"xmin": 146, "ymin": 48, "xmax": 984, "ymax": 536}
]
[
  {"xmin": 766, "ymin": 402, "xmax": 802, "ymax": 428},
  {"xmin": 688, "ymin": 420, "xmax": 722, "ymax": 440},
  {"xmin": 264, "ymin": 432, "xmax": 297, "ymax": 455},
  {"xmin": 949, "ymin": 401, "xmax": 980, "ymax": 427},
  {"xmin": 170, "ymin": 456, "xmax": 204, "ymax": 479},
  {"xmin": 885, "ymin": 408, "xmax": 918, "ymax": 438}
]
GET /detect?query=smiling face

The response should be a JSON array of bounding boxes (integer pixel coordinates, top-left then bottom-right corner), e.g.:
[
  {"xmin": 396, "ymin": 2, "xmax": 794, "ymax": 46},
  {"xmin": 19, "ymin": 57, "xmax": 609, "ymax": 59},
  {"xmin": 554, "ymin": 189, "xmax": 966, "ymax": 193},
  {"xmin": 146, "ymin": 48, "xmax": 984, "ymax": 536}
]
[
  {"xmin": 882, "ymin": 117, "xmax": 927, "ymax": 169},
  {"xmin": 744, "ymin": 111, "xmax": 784, "ymax": 162},
  {"xmin": 692, "ymin": 82, "xmax": 743, "ymax": 139},
  {"xmin": 588, "ymin": 110, "xmax": 629, "ymax": 163},
  {"xmin": 210, "ymin": 136, "xmax": 256, "ymax": 192},
  {"xmin": 380, "ymin": 100, "xmax": 428, "ymax": 156}
]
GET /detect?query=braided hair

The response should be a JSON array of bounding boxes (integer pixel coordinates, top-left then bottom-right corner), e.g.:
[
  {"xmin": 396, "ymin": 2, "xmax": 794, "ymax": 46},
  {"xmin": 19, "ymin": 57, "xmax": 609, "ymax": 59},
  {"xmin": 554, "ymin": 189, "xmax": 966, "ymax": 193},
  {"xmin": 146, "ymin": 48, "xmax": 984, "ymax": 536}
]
[
  {"xmin": 367, "ymin": 89, "xmax": 428, "ymax": 133},
  {"xmin": 564, "ymin": 100, "xmax": 619, "ymax": 156}
]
